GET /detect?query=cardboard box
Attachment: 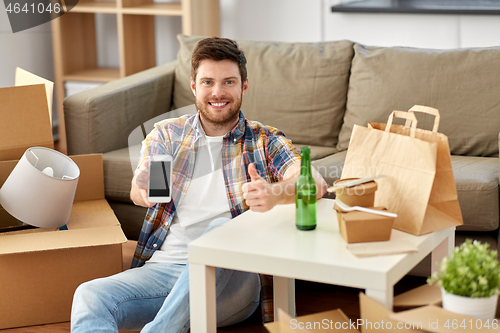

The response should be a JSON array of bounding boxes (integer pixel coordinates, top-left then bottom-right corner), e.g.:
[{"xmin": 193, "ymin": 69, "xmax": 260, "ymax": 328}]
[
  {"xmin": 0, "ymin": 69, "xmax": 128, "ymax": 329},
  {"xmin": 360, "ymin": 284, "xmax": 500, "ymax": 332},
  {"xmin": 336, "ymin": 208, "xmax": 394, "ymax": 243},
  {"xmin": 333, "ymin": 179, "xmax": 377, "ymax": 208},
  {"xmin": 14, "ymin": 67, "xmax": 54, "ymax": 125},
  {"xmin": 265, "ymin": 308, "xmax": 360, "ymax": 332}
]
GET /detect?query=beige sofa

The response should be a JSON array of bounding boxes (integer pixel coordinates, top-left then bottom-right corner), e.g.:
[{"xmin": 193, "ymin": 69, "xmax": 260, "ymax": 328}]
[{"xmin": 64, "ymin": 35, "xmax": 500, "ymax": 254}]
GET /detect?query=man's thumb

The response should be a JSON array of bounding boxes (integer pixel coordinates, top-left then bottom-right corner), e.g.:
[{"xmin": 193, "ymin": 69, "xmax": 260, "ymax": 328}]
[{"xmin": 248, "ymin": 163, "xmax": 261, "ymax": 181}]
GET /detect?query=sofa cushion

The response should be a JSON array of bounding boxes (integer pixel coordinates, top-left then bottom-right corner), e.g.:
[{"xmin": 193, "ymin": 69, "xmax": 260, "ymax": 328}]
[
  {"xmin": 338, "ymin": 43, "xmax": 500, "ymax": 157},
  {"xmin": 452, "ymin": 155, "xmax": 499, "ymax": 232},
  {"xmin": 103, "ymin": 147, "xmax": 136, "ymax": 203},
  {"xmin": 295, "ymin": 144, "xmax": 338, "ymax": 161},
  {"xmin": 173, "ymin": 35, "xmax": 354, "ymax": 148},
  {"xmin": 311, "ymin": 150, "xmax": 347, "ymax": 186}
]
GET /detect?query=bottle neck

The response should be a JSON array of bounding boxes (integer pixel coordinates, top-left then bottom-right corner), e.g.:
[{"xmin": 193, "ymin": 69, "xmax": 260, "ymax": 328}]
[{"xmin": 300, "ymin": 148, "xmax": 311, "ymax": 176}]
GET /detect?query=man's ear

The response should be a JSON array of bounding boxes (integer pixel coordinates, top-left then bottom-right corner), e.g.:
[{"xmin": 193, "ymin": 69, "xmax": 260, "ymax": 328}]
[
  {"xmin": 242, "ymin": 77, "xmax": 249, "ymax": 96},
  {"xmin": 190, "ymin": 77, "xmax": 196, "ymax": 96}
]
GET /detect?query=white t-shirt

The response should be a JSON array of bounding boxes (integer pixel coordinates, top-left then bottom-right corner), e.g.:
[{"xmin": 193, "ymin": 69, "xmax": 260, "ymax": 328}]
[{"xmin": 148, "ymin": 135, "xmax": 231, "ymax": 264}]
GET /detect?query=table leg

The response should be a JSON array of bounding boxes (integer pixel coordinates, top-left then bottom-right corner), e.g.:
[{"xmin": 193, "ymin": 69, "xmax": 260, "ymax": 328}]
[
  {"xmin": 273, "ymin": 276, "xmax": 295, "ymax": 320},
  {"xmin": 189, "ymin": 263, "xmax": 216, "ymax": 333},
  {"xmin": 365, "ymin": 287, "xmax": 393, "ymax": 310},
  {"xmin": 431, "ymin": 230, "xmax": 455, "ymax": 275}
]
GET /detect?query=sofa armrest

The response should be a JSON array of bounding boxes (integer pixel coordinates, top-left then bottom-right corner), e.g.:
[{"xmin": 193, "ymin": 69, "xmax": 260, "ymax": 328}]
[{"xmin": 64, "ymin": 61, "xmax": 177, "ymax": 155}]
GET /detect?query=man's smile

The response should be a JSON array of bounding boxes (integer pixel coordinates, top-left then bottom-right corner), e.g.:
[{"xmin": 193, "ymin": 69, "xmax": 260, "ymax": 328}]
[{"xmin": 208, "ymin": 101, "xmax": 230, "ymax": 109}]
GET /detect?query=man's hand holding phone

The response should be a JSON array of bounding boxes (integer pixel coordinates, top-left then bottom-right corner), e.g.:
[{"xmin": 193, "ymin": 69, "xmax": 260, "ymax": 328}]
[
  {"xmin": 131, "ymin": 159, "xmax": 153, "ymax": 208},
  {"xmin": 131, "ymin": 155, "xmax": 173, "ymax": 208}
]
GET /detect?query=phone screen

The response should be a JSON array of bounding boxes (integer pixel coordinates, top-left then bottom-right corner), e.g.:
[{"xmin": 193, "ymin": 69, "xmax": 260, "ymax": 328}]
[{"xmin": 148, "ymin": 160, "xmax": 171, "ymax": 197}]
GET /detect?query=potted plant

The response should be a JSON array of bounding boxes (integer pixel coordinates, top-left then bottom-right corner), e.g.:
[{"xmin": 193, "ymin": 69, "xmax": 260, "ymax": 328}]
[{"xmin": 428, "ymin": 239, "xmax": 500, "ymax": 319}]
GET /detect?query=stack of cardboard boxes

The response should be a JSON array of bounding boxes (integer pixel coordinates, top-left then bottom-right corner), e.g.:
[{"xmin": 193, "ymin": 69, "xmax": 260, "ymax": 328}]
[
  {"xmin": 0, "ymin": 69, "xmax": 127, "ymax": 329},
  {"xmin": 332, "ymin": 179, "xmax": 395, "ymax": 244}
]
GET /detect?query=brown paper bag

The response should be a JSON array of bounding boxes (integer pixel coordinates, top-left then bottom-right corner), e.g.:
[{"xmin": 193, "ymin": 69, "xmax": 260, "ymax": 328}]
[{"xmin": 341, "ymin": 106, "xmax": 463, "ymax": 235}]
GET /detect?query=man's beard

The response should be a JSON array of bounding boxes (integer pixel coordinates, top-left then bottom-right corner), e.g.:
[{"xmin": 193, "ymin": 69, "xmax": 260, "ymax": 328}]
[{"xmin": 196, "ymin": 94, "xmax": 243, "ymax": 130}]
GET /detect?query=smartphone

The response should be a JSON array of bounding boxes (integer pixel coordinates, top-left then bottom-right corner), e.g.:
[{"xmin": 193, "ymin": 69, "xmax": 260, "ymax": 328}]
[{"xmin": 148, "ymin": 155, "xmax": 172, "ymax": 203}]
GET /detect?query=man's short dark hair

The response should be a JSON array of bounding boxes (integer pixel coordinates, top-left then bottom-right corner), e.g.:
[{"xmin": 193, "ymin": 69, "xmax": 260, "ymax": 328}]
[{"xmin": 191, "ymin": 37, "xmax": 247, "ymax": 86}]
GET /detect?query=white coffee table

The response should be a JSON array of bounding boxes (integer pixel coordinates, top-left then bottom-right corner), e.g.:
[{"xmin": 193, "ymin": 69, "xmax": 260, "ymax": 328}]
[{"xmin": 188, "ymin": 198, "xmax": 455, "ymax": 333}]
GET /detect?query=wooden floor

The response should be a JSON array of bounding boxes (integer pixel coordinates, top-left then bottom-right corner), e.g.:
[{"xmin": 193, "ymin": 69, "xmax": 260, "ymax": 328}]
[{"xmin": 0, "ymin": 276, "xmax": 426, "ymax": 333}]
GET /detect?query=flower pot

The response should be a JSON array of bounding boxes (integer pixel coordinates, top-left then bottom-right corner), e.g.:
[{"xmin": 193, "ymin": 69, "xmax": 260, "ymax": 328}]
[{"xmin": 441, "ymin": 288, "xmax": 498, "ymax": 319}]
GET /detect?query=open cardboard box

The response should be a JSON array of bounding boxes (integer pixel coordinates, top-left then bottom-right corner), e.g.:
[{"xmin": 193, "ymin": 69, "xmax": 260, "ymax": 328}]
[
  {"xmin": 0, "ymin": 69, "xmax": 128, "ymax": 329},
  {"xmin": 360, "ymin": 284, "xmax": 500, "ymax": 332},
  {"xmin": 264, "ymin": 308, "xmax": 360, "ymax": 332},
  {"xmin": 0, "ymin": 68, "xmax": 54, "ymax": 161}
]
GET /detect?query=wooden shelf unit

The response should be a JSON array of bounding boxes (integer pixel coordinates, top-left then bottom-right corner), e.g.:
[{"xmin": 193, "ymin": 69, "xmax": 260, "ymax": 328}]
[
  {"xmin": 122, "ymin": 2, "xmax": 183, "ymax": 15},
  {"xmin": 69, "ymin": 1, "xmax": 118, "ymax": 13},
  {"xmin": 64, "ymin": 68, "xmax": 121, "ymax": 82},
  {"xmin": 51, "ymin": 0, "xmax": 220, "ymax": 153}
]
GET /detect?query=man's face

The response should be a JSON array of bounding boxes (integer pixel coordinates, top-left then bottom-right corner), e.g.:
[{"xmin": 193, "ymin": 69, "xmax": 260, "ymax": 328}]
[{"xmin": 191, "ymin": 59, "xmax": 249, "ymax": 130}]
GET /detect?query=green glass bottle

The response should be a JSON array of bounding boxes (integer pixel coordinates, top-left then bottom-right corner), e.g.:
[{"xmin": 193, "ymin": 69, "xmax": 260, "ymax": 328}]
[{"xmin": 295, "ymin": 146, "xmax": 317, "ymax": 230}]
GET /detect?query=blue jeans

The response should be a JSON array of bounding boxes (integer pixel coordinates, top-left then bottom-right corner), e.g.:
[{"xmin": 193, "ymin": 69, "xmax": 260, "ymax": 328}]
[{"xmin": 71, "ymin": 217, "xmax": 260, "ymax": 332}]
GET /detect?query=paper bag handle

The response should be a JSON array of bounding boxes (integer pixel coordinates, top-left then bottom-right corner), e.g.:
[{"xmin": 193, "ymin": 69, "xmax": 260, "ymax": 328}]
[
  {"xmin": 385, "ymin": 111, "xmax": 417, "ymax": 138},
  {"xmin": 407, "ymin": 105, "xmax": 440, "ymax": 133}
]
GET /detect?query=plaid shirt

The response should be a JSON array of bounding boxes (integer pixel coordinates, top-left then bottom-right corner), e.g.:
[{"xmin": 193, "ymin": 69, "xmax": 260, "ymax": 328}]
[{"xmin": 131, "ymin": 111, "xmax": 300, "ymax": 323}]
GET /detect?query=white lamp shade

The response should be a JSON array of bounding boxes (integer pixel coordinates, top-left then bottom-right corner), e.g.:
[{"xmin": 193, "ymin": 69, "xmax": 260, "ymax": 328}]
[{"xmin": 0, "ymin": 147, "xmax": 80, "ymax": 228}]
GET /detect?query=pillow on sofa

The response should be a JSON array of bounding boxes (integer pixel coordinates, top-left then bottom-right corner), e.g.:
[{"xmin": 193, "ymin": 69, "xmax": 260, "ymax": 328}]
[
  {"xmin": 173, "ymin": 35, "xmax": 354, "ymax": 148},
  {"xmin": 338, "ymin": 43, "xmax": 500, "ymax": 157}
]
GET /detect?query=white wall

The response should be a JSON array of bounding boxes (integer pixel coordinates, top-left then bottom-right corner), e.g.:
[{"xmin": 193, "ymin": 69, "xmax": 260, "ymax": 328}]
[
  {"xmin": 0, "ymin": 9, "xmax": 57, "ymax": 127},
  {"xmin": 459, "ymin": 16, "xmax": 500, "ymax": 48},
  {"xmin": 155, "ymin": 16, "xmax": 182, "ymax": 65},
  {"xmin": 219, "ymin": 0, "xmax": 323, "ymax": 42},
  {"xmin": 0, "ymin": 10, "xmax": 54, "ymax": 88},
  {"xmin": 325, "ymin": 13, "xmax": 461, "ymax": 49},
  {"xmin": 324, "ymin": 12, "xmax": 500, "ymax": 49},
  {"xmin": 323, "ymin": 0, "xmax": 500, "ymax": 49}
]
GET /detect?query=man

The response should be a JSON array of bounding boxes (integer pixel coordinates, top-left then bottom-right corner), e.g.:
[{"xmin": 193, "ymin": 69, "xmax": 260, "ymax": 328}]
[{"xmin": 71, "ymin": 37, "xmax": 327, "ymax": 332}]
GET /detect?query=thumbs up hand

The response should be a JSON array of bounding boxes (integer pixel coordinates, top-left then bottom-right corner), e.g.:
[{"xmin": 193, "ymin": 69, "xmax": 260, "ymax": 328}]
[
  {"xmin": 248, "ymin": 163, "xmax": 263, "ymax": 182},
  {"xmin": 242, "ymin": 163, "xmax": 277, "ymax": 212}
]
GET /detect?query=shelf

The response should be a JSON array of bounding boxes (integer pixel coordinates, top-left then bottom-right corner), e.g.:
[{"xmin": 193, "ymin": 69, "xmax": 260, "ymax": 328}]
[
  {"xmin": 70, "ymin": 1, "xmax": 118, "ymax": 13},
  {"xmin": 63, "ymin": 68, "xmax": 121, "ymax": 82},
  {"xmin": 121, "ymin": 2, "xmax": 183, "ymax": 16},
  {"xmin": 70, "ymin": 1, "xmax": 183, "ymax": 15}
]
